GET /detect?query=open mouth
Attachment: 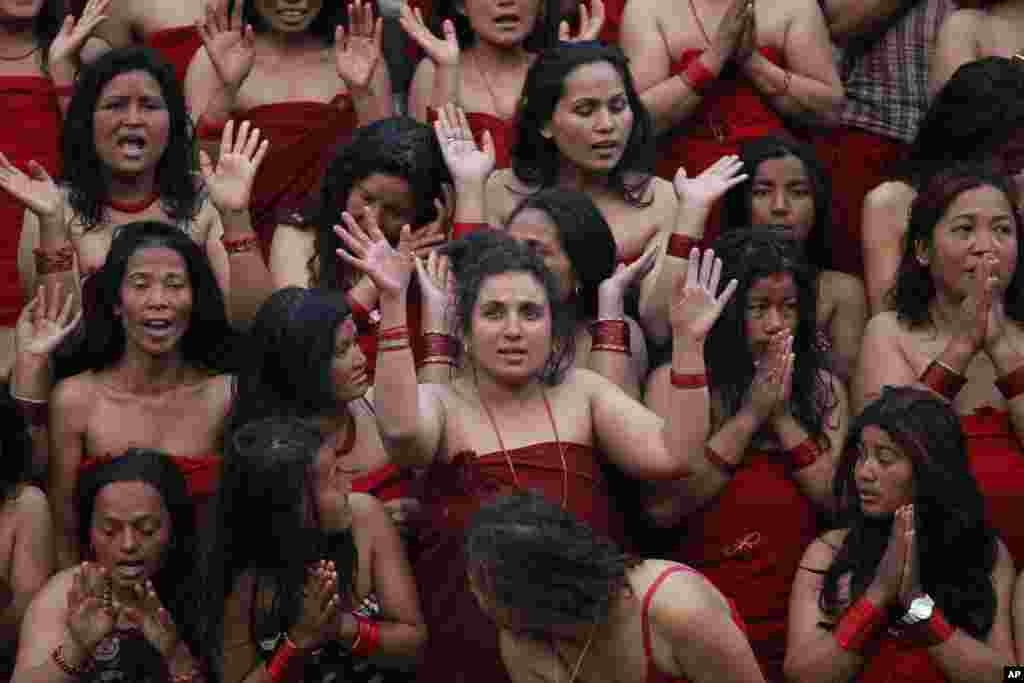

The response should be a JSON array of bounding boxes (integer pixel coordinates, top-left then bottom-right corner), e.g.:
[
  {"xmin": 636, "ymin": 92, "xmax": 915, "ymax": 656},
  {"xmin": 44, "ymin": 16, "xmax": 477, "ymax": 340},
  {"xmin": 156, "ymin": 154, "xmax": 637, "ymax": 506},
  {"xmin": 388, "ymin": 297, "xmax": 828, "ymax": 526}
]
[
  {"xmin": 117, "ymin": 134, "xmax": 147, "ymax": 158},
  {"xmin": 115, "ymin": 561, "xmax": 146, "ymax": 580},
  {"xmin": 141, "ymin": 319, "xmax": 175, "ymax": 338},
  {"xmin": 278, "ymin": 9, "xmax": 309, "ymax": 21},
  {"xmin": 493, "ymin": 13, "xmax": 521, "ymax": 27}
]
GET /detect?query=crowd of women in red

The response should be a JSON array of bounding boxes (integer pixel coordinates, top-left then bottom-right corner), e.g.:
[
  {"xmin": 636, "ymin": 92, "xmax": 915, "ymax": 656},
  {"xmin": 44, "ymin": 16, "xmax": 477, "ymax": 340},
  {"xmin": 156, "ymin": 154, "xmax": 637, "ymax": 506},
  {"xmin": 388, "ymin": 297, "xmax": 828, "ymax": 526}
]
[{"xmin": 3, "ymin": 0, "xmax": 1024, "ymax": 681}]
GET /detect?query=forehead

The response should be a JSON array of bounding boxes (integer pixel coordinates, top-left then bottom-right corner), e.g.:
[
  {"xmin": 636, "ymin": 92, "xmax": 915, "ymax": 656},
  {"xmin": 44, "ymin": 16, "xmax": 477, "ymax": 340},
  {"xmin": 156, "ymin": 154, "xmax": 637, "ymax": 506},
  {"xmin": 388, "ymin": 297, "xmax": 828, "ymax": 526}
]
[
  {"xmin": 125, "ymin": 246, "xmax": 188, "ymax": 274},
  {"xmin": 560, "ymin": 61, "xmax": 626, "ymax": 102},
  {"xmin": 859, "ymin": 424, "xmax": 900, "ymax": 450},
  {"xmin": 753, "ymin": 155, "xmax": 809, "ymax": 183},
  {"xmin": 941, "ymin": 184, "xmax": 1014, "ymax": 219},
  {"xmin": 508, "ymin": 209, "xmax": 560, "ymax": 243},
  {"xmin": 477, "ymin": 271, "xmax": 549, "ymax": 304},
  {"xmin": 99, "ymin": 70, "xmax": 164, "ymax": 99},
  {"xmin": 747, "ymin": 272, "xmax": 797, "ymax": 299},
  {"xmin": 355, "ymin": 173, "xmax": 414, "ymax": 202},
  {"xmin": 94, "ymin": 480, "xmax": 167, "ymax": 520}
]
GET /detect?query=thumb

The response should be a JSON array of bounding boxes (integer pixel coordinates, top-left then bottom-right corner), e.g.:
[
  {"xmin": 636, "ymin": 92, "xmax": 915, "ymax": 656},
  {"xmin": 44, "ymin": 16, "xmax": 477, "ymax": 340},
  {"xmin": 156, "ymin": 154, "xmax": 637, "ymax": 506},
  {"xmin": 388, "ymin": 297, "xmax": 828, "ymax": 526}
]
[
  {"xmin": 559, "ymin": 19, "xmax": 570, "ymax": 41},
  {"xmin": 61, "ymin": 14, "xmax": 75, "ymax": 34},
  {"xmin": 482, "ymin": 130, "xmax": 495, "ymax": 161},
  {"xmin": 198, "ymin": 149, "xmax": 213, "ymax": 177}
]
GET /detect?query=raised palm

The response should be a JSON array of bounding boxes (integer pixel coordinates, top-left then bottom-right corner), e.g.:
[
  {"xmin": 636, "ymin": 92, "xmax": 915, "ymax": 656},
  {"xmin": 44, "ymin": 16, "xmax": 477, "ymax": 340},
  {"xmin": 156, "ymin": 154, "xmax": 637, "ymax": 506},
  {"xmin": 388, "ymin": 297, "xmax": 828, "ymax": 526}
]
[
  {"xmin": 16, "ymin": 285, "xmax": 81, "ymax": 357},
  {"xmin": 335, "ymin": 0, "xmax": 383, "ymax": 91},
  {"xmin": 435, "ymin": 105, "xmax": 495, "ymax": 186},
  {"xmin": 121, "ymin": 581, "xmax": 180, "ymax": 658},
  {"xmin": 48, "ymin": 0, "xmax": 111, "ymax": 67},
  {"xmin": 199, "ymin": 120, "xmax": 269, "ymax": 214},
  {"xmin": 67, "ymin": 563, "xmax": 117, "ymax": 654},
  {"xmin": 198, "ymin": 0, "xmax": 255, "ymax": 92},
  {"xmin": 670, "ymin": 247, "xmax": 738, "ymax": 343},
  {"xmin": 335, "ymin": 212, "xmax": 414, "ymax": 297},
  {"xmin": 415, "ymin": 250, "xmax": 454, "ymax": 330},
  {"xmin": 673, "ymin": 155, "xmax": 747, "ymax": 208},
  {"xmin": 399, "ymin": 3, "xmax": 459, "ymax": 67},
  {"xmin": 0, "ymin": 154, "xmax": 62, "ymax": 219},
  {"xmin": 559, "ymin": 0, "xmax": 606, "ymax": 42}
]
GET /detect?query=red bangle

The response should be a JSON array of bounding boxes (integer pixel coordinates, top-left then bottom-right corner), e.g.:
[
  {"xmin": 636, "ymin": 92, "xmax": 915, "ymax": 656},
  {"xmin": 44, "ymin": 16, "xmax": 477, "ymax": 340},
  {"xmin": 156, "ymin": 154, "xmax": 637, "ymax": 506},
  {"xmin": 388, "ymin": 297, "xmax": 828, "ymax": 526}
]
[
  {"xmin": 418, "ymin": 332, "xmax": 458, "ymax": 367},
  {"xmin": 666, "ymin": 234, "xmax": 699, "ymax": 259},
  {"xmin": 681, "ymin": 57, "xmax": 716, "ymax": 95},
  {"xmin": 995, "ymin": 364, "xmax": 1024, "ymax": 400},
  {"xmin": 267, "ymin": 635, "xmax": 302, "ymax": 683},
  {"xmin": 670, "ymin": 370, "xmax": 707, "ymax": 389},
  {"xmin": 833, "ymin": 596, "xmax": 885, "ymax": 652},
  {"xmin": 589, "ymin": 319, "xmax": 630, "ymax": 354},
  {"xmin": 221, "ymin": 234, "xmax": 259, "ymax": 255},
  {"xmin": 34, "ymin": 245, "xmax": 74, "ymax": 275},
  {"xmin": 452, "ymin": 221, "xmax": 488, "ymax": 240},
  {"xmin": 920, "ymin": 359, "xmax": 966, "ymax": 401},
  {"xmin": 704, "ymin": 445, "xmax": 738, "ymax": 475},
  {"xmin": 378, "ymin": 325, "xmax": 410, "ymax": 352},
  {"xmin": 351, "ymin": 615, "xmax": 381, "ymax": 657},
  {"xmin": 786, "ymin": 436, "xmax": 821, "ymax": 471},
  {"xmin": 196, "ymin": 114, "xmax": 228, "ymax": 139}
]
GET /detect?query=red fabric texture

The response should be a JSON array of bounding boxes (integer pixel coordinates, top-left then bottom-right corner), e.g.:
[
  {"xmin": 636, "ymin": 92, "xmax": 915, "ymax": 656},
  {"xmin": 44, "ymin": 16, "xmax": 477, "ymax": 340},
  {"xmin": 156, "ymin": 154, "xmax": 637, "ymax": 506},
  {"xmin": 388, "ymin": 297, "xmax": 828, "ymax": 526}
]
[
  {"xmin": 857, "ymin": 632, "xmax": 948, "ymax": 683},
  {"xmin": 144, "ymin": 25, "xmax": 204, "ymax": 86},
  {"xmin": 413, "ymin": 442, "xmax": 624, "ymax": 683},
  {"xmin": 641, "ymin": 564, "xmax": 747, "ymax": 683},
  {"xmin": 351, "ymin": 462, "xmax": 413, "ymax": 502},
  {"xmin": 197, "ymin": 96, "xmax": 357, "ymax": 255},
  {"xmin": 666, "ymin": 449, "xmax": 818, "ymax": 683},
  {"xmin": 812, "ymin": 127, "xmax": 908, "ymax": 277},
  {"xmin": 0, "ymin": 77, "xmax": 62, "ymax": 326},
  {"xmin": 961, "ymin": 407, "xmax": 1024, "ymax": 564},
  {"xmin": 660, "ymin": 48, "xmax": 790, "ymax": 248}
]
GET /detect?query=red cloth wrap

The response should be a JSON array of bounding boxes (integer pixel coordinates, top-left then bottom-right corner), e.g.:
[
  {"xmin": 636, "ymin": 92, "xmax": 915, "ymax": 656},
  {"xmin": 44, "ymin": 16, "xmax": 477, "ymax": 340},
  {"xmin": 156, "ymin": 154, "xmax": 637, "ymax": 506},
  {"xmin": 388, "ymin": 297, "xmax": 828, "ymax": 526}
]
[
  {"xmin": 961, "ymin": 407, "xmax": 1024, "ymax": 564},
  {"xmin": 144, "ymin": 25, "xmax": 204, "ymax": 86},
  {"xmin": 197, "ymin": 96, "xmax": 357, "ymax": 255},
  {"xmin": 812, "ymin": 127, "xmax": 908, "ymax": 277},
  {"xmin": 661, "ymin": 48, "xmax": 790, "ymax": 249},
  {"xmin": 413, "ymin": 442, "xmax": 625, "ymax": 683},
  {"xmin": 351, "ymin": 463, "xmax": 413, "ymax": 502},
  {"xmin": 81, "ymin": 452, "xmax": 221, "ymax": 526},
  {"xmin": 427, "ymin": 107, "xmax": 516, "ymax": 170},
  {"xmin": 0, "ymin": 77, "xmax": 62, "ymax": 326},
  {"xmin": 666, "ymin": 448, "xmax": 818, "ymax": 682}
]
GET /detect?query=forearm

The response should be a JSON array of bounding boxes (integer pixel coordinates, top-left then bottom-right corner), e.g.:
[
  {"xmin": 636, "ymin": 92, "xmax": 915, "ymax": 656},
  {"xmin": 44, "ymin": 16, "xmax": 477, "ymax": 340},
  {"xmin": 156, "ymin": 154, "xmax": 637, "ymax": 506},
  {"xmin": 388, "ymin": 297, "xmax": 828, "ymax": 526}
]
[
  {"xmin": 772, "ymin": 414, "xmax": 834, "ymax": 508},
  {"xmin": 453, "ymin": 179, "xmax": 487, "ymax": 225},
  {"xmin": 13, "ymin": 636, "xmax": 95, "ymax": 683},
  {"xmin": 743, "ymin": 54, "xmax": 843, "ymax": 125},
  {"xmin": 928, "ymin": 628, "xmax": 1013, "ymax": 681},
  {"xmin": 986, "ymin": 338, "xmax": 1024, "ymax": 441},
  {"xmin": 589, "ymin": 302, "xmax": 640, "ymax": 398},
  {"xmin": 785, "ymin": 630, "xmax": 865, "ymax": 683},
  {"xmin": 48, "ymin": 63, "xmax": 78, "ymax": 120},
  {"xmin": 12, "ymin": 350, "xmax": 51, "ymax": 403},
  {"xmin": 416, "ymin": 291, "xmax": 456, "ymax": 385},
  {"xmin": 221, "ymin": 212, "xmax": 276, "ymax": 328},
  {"xmin": 640, "ymin": 65, "xmax": 716, "ymax": 136},
  {"xmin": 373, "ymin": 293, "xmax": 421, "ymax": 446},
  {"xmin": 350, "ymin": 66, "xmax": 394, "ymax": 127},
  {"xmin": 195, "ymin": 84, "xmax": 241, "ymax": 131},
  {"xmin": 428, "ymin": 64, "xmax": 460, "ymax": 113}
]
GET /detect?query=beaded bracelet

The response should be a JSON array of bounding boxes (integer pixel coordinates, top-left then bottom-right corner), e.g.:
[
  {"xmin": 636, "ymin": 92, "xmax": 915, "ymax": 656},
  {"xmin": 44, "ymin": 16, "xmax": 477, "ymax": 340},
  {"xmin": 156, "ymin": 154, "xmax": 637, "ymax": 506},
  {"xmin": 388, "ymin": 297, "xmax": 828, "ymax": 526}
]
[
  {"xmin": 833, "ymin": 597, "xmax": 885, "ymax": 652},
  {"xmin": 589, "ymin": 319, "xmax": 630, "ymax": 354},
  {"xmin": 995, "ymin": 364, "xmax": 1024, "ymax": 401},
  {"xmin": 919, "ymin": 359, "xmax": 966, "ymax": 401},
  {"xmin": 378, "ymin": 325, "xmax": 410, "ymax": 353},
  {"xmin": 34, "ymin": 245, "xmax": 74, "ymax": 275},
  {"xmin": 666, "ymin": 234, "xmax": 699, "ymax": 259},
  {"xmin": 420, "ymin": 332, "xmax": 458, "ymax": 367}
]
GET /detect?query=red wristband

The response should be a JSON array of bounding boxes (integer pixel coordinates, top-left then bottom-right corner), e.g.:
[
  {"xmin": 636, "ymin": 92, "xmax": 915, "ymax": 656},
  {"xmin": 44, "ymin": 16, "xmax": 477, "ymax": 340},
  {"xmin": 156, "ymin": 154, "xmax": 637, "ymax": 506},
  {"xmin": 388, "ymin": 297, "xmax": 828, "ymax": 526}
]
[
  {"xmin": 267, "ymin": 635, "xmax": 302, "ymax": 683},
  {"xmin": 221, "ymin": 234, "xmax": 259, "ymax": 255},
  {"xmin": 666, "ymin": 234, "xmax": 699, "ymax": 259},
  {"xmin": 452, "ymin": 221, "xmax": 488, "ymax": 240},
  {"xmin": 995, "ymin": 364, "xmax": 1024, "ymax": 400},
  {"xmin": 670, "ymin": 370, "xmax": 707, "ymax": 389},
  {"xmin": 589, "ymin": 319, "xmax": 630, "ymax": 354},
  {"xmin": 419, "ymin": 332, "xmax": 458, "ymax": 367},
  {"xmin": 920, "ymin": 359, "xmax": 966, "ymax": 401},
  {"xmin": 704, "ymin": 445, "xmax": 738, "ymax": 475},
  {"xmin": 196, "ymin": 114, "xmax": 228, "ymax": 139},
  {"xmin": 682, "ymin": 57, "xmax": 716, "ymax": 95},
  {"xmin": 351, "ymin": 615, "xmax": 381, "ymax": 657},
  {"xmin": 833, "ymin": 596, "xmax": 885, "ymax": 652},
  {"xmin": 786, "ymin": 436, "xmax": 821, "ymax": 471}
]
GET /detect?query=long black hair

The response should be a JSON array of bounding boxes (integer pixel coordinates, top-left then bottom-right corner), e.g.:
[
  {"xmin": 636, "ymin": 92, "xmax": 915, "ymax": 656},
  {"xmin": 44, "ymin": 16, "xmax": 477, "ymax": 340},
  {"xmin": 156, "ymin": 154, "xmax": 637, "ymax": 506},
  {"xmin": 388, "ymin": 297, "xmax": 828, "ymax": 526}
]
[
  {"xmin": 230, "ymin": 287, "xmax": 354, "ymax": 433},
  {"xmin": 0, "ymin": 386, "xmax": 33, "ymax": 501},
  {"xmin": 705, "ymin": 228, "xmax": 836, "ymax": 441},
  {"xmin": 890, "ymin": 165, "xmax": 1024, "ymax": 323},
  {"xmin": 724, "ymin": 134, "xmax": 832, "ymax": 270},
  {"xmin": 444, "ymin": 229, "xmax": 577, "ymax": 384},
  {"xmin": 512, "ymin": 41, "xmax": 654, "ymax": 204},
  {"xmin": 821, "ymin": 387, "xmax": 998, "ymax": 638},
  {"xmin": 63, "ymin": 47, "xmax": 201, "ymax": 230},
  {"xmin": 506, "ymin": 188, "xmax": 616, "ymax": 320},
  {"xmin": 25, "ymin": 0, "xmax": 65, "ymax": 72},
  {"xmin": 309, "ymin": 117, "xmax": 450, "ymax": 291},
  {"xmin": 83, "ymin": 221, "xmax": 239, "ymax": 373},
  {"xmin": 194, "ymin": 418, "xmax": 358, "ymax": 678}
]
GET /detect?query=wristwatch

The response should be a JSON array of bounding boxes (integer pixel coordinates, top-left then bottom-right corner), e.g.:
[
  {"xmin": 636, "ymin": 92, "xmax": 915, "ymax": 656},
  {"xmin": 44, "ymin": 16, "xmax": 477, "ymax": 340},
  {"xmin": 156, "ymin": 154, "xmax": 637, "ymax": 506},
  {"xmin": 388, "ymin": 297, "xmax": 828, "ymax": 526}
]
[{"xmin": 900, "ymin": 594, "xmax": 935, "ymax": 625}]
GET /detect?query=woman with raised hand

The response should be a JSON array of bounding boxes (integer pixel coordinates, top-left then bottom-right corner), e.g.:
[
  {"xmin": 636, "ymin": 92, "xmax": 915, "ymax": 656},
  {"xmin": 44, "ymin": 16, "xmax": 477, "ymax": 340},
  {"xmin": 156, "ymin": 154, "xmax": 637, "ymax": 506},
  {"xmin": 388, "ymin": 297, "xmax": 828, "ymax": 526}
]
[
  {"xmin": 856, "ymin": 164, "xmax": 1024, "ymax": 567},
  {"xmin": 644, "ymin": 228, "xmax": 847, "ymax": 682},
  {"xmin": 12, "ymin": 450, "xmax": 204, "ymax": 683},
  {"xmin": 12, "ymin": 46, "xmax": 230, "ymax": 315},
  {"xmin": 195, "ymin": 417, "xmax": 425, "ymax": 683},
  {"xmin": 186, "ymin": 0, "xmax": 393, "ymax": 254},
  {"xmin": 785, "ymin": 387, "xmax": 1015, "ymax": 682},
  {"xmin": 335, "ymin": 211, "xmax": 723, "ymax": 681},
  {"xmin": 620, "ymin": 0, "xmax": 842, "ymax": 187},
  {"xmin": 466, "ymin": 491, "xmax": 766, "ymax": 683},
  {"xmin": 722, "ymin": 134, "xmax": 867, "ymax": 382}
]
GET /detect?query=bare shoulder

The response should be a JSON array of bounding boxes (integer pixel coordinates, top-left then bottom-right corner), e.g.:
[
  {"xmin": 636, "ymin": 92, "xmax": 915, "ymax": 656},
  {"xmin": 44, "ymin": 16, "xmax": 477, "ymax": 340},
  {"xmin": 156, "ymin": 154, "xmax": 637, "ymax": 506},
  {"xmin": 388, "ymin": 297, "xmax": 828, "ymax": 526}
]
[
  {"xmin": 8, "ymin": 484, "xmax": 48, "ymax": 517},
  {"xmin": 863, "ymin": 309, "xmax": 904, "ymax": 339},
  {"xmin": 864, "ymin": 180, "xmax": 915, "ymax": 213},
  {"xmin": 52, "ymin": 372, "xmax": 99, "ymax": 414},
  {"xmin": 944, "ymin": 8, "xmax": 985, "ymax": 32},
  {"xmin": 638, "ymin": 560, "xmax": 732, "ymax": 627},
  {"xmin": 820, "ymin": 270, "xmax": 865, "ymax": 300}
]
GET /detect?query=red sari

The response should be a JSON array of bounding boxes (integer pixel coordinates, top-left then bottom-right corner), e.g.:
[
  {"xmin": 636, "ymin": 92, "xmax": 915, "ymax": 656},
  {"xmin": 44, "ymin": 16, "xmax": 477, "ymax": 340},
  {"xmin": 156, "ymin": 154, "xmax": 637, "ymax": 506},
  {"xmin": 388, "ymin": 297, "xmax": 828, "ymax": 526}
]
[
  {"xmin": 660, "ymin": 48, "xmax": 790, "ymax": 248},
  {"xmin": 666, "ymin": 449, "xmax": 818, "ymax": 683},
  {"xmin": 199, "ymin": 95, "xmax": 358, "ymax": 255},
  {"xmin": 960, "ymin": 407, "xmax": 1024, "ymax": 564},
  {"xmin": 857, "ymin": 631, "xmax": 948, "ymax": 682},
  {"xmin": 414, "ymin": 442, "xmax": 624, "ymax": 683},
  {"xmin": 144, "ymin": 25, "xmax": 204, "ymax": 86},
  {"xmin": 0, "ymin": 76, "xmax": 61, "ymax": 326}
]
